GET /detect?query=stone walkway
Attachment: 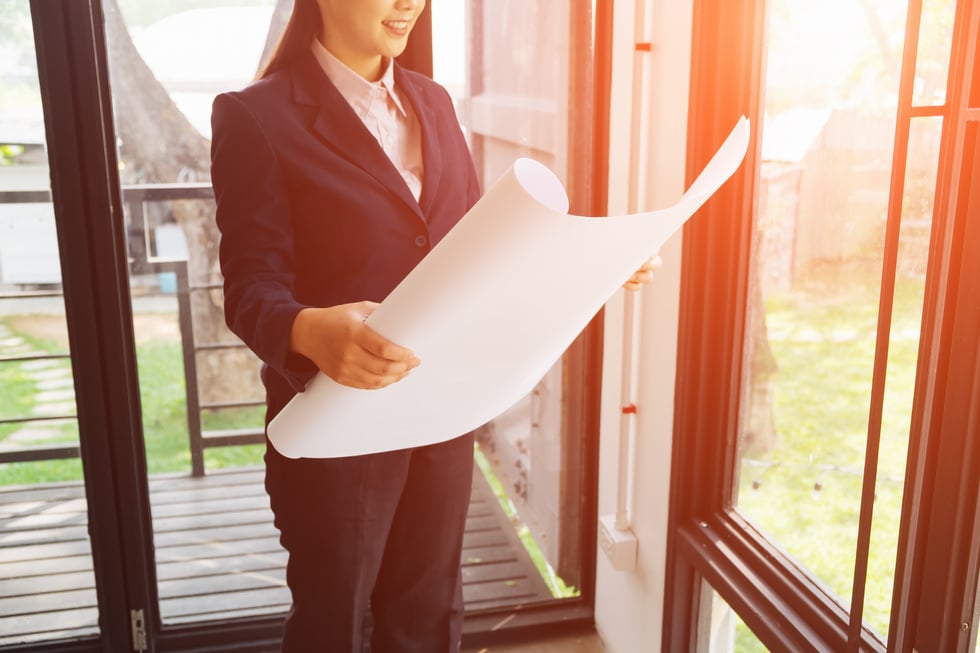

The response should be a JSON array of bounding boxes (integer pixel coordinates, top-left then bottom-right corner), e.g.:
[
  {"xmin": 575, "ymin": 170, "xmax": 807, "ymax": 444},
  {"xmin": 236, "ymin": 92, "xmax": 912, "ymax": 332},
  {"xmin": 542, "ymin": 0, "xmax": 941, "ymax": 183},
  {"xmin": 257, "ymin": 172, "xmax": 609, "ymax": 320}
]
[{"xmin": 0, "ymin": 322, "xmax": 77, "ymax": 452}]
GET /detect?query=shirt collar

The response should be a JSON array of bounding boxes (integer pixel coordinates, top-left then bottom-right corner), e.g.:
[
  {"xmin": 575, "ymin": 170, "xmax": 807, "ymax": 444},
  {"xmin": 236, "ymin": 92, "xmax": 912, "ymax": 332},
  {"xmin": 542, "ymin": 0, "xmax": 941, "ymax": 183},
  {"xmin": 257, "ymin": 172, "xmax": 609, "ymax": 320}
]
[{"xmin": 310, "ymin": 38, "xmax": 408, "ymax": 118}]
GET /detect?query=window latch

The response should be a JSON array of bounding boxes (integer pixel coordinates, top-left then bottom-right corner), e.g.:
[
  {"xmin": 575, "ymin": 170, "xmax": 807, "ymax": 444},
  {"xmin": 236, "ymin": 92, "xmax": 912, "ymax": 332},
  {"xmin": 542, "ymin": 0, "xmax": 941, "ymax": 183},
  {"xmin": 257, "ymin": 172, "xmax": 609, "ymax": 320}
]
[{"xmin": 130, "ymin": 608, "xmax": 147, "ymax": 652}]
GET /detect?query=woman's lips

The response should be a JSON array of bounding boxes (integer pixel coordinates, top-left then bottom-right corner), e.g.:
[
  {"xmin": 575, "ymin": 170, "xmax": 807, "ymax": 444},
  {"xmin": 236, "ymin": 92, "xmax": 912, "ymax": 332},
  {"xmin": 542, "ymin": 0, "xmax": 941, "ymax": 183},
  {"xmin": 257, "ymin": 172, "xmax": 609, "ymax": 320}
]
[{"xmin": 383, "ymin": 19, "xmax": 411, "ymax": 36}]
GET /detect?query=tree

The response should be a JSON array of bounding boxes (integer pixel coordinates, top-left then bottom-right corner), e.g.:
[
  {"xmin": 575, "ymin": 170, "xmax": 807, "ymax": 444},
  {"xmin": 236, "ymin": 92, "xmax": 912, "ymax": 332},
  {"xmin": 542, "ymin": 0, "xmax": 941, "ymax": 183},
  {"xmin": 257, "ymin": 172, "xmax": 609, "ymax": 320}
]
[{"xmin": 102, "ymin": 0, "xmax": 293, "ymax": 414}]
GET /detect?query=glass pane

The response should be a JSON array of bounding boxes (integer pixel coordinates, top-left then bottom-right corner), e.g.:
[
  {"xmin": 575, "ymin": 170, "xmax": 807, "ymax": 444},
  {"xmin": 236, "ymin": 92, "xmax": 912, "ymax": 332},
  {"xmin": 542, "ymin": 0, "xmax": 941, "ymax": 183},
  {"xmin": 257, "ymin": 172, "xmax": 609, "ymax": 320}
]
[
  {"xmin": 863, "ymin": 115, "xmax": 942, "ymax": 636},
  {"xmin": 104, "ymin": 0, "xmax": 278, "ymax": 624},
  {"xmin": 701, "ymin": 582, "xmax": 771, "ymax": 653},
  {"xmin": 0, "ymin": 1, "xmax": 99, "ymax": 644},
  {"xmin": 435, "ymin": 0, "xmax": 595, "ymax": 601},
  {"xmin": 103, "ymin": 0, "xmax": 598, "ymax": 625},
  {"xmin": 735, "ymin": 0, "xmax": 910, "ymax": 611},
  {"xmin": 913, "ymin": 0, "xmax": 956, "ymax": 107}
]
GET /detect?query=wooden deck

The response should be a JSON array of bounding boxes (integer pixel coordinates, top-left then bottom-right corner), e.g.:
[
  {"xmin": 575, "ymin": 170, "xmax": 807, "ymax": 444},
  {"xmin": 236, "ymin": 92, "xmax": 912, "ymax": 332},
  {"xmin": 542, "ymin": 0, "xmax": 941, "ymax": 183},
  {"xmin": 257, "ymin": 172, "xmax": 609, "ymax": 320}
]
[{"xmin": 0, "ymin": 464, "xmax": 553, "ymax": 647}]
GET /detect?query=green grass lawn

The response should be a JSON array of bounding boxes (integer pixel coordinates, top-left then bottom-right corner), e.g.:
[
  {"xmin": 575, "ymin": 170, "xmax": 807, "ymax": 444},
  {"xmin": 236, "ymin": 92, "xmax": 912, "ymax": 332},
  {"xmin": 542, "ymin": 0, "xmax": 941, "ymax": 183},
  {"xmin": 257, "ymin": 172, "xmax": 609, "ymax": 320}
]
[
  {"xmin": 0, "ymin": 317, "xmax": 265, "ymax": 485},
  {"xmin": 0, "ymin": 355, "xmax": 35, "ymax": 441},
  {"xmin": 0, "ymin": 321, "xmax": 83, "ymax": 484},
  {"xmin": 733, "ymin": 275, "xmax": 924, "ymax": 649}
]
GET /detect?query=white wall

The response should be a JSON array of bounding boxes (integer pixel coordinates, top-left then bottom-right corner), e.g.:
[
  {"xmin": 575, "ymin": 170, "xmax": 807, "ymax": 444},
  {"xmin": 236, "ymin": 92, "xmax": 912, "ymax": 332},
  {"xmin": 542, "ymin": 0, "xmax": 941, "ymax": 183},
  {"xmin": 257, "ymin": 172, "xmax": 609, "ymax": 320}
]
[{"xmin": 594, "ymin": 0, "xmax": 693, "ymax": 651}]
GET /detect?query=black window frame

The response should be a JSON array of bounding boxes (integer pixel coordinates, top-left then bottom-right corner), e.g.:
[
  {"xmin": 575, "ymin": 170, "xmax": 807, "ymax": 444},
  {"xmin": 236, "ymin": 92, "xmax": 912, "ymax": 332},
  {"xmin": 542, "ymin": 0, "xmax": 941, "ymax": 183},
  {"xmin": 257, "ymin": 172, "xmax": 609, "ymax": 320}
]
[{"xmin": 663, "ymin": 1, "xmax": 980, "ymax": 651}]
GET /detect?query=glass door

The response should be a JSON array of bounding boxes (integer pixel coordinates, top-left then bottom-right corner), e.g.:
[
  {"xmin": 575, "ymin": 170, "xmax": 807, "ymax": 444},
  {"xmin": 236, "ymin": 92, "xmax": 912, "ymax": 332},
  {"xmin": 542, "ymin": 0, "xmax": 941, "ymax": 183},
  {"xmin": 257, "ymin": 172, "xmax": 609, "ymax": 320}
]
[
  {"xmin": 96, "ymin": 0, "xmax": 608, "ymax": 639},
  {"xmin": 0, "ymin": 2, "xmax": 102, "ymax": 646},
  {"xmin": 433, "ymin": 0, "xmax": 602, "ymax": 608},
  {"xmin": 67, "ymin": 0, "xmax": 611, "ymax": 646},
  {"xmin": 100, "ymin": 0, "xmax": 284, "ymax": 626}
]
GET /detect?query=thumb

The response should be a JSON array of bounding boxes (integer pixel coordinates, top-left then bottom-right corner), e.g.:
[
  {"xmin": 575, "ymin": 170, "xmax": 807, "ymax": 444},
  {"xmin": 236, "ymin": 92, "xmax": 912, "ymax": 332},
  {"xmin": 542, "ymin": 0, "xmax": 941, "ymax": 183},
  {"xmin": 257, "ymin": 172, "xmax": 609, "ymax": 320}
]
[{"xmin": 355, "ymin": 300, "xmax": 380, "ymax": 321}]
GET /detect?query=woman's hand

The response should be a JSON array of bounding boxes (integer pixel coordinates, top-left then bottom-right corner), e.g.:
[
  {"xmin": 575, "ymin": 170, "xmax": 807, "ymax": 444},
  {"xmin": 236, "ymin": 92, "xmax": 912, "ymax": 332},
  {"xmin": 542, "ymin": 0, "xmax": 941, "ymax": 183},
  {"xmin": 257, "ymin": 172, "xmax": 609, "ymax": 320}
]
[
  {"xmin": 289, "ymin": 301, "xmax": 420, "ymax": 389},
  {"xmin": 623, "ymin": 255, "xmax": 663, "ymax": 291}
]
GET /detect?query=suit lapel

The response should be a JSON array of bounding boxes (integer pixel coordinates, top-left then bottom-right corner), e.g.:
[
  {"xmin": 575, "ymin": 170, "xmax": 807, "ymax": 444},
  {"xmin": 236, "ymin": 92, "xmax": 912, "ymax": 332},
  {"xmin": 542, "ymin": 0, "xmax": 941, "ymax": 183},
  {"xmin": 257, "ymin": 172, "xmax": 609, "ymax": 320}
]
[
  {"xmin": 290, "ymin": 52, "xmax": 425, "ymax": 223},
  {"xmin": 394, "ymin": 65, "xmax": 443, "ymax": 215}
]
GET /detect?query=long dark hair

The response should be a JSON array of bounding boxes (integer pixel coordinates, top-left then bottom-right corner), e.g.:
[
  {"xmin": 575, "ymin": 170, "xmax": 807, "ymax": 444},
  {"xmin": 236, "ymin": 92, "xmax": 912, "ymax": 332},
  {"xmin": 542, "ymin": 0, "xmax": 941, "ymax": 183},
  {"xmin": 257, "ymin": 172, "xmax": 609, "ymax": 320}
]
[{"xmin": 257, "ymin": 0, "xmax": 320, "ymax": 79}]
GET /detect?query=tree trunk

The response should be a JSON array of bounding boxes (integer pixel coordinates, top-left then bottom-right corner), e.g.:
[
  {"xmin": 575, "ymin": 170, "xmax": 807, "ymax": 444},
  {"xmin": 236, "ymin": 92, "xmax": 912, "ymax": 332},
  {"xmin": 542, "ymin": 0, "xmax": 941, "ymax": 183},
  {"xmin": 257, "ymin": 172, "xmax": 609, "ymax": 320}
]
[
  {"xmin": 102, "ymin": 0, "xmax": 267, "ymax": 407},
  {"xmin": 741, "ymin": 204, "xmax": 780, "ymax": 457}
]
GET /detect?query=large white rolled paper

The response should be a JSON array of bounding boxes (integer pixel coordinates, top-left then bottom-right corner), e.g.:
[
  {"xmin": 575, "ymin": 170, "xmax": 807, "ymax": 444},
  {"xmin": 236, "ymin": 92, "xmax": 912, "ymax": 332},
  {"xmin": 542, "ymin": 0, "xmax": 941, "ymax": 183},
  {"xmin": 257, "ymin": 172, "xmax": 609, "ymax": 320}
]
[{"xmin": 268, "ymin": 116, "xmax": 750, "ymax": 458}]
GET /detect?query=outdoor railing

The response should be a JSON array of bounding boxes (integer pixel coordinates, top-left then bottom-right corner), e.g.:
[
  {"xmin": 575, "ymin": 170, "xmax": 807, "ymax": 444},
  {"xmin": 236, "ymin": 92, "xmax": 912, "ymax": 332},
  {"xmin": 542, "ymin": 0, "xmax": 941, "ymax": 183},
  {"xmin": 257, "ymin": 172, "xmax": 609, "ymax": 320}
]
[
  {"xmin": 0, "ymin": 184, "xmax": 263, "ymax": 476},
  {"xmin": 0, "ymin": 287, "xmax": 79, "ymax": 463}
]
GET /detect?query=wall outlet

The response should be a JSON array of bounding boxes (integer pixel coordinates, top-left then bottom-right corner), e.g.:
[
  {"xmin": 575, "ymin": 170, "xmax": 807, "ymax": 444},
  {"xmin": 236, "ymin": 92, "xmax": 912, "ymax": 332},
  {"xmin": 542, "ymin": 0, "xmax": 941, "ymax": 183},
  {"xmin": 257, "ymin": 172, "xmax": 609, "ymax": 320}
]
[{"xmin": 599, "ymin": 514, "xmax": 638, "ymax": 571}]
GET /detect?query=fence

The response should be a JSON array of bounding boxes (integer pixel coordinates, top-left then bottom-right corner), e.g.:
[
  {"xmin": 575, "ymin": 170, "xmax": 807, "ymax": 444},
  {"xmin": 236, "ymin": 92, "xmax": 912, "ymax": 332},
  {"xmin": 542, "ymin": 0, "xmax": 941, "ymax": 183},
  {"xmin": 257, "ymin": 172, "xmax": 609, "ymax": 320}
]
[{"xmin": 0, "ymin": 184, "xmax": 263, "ymax": 476}]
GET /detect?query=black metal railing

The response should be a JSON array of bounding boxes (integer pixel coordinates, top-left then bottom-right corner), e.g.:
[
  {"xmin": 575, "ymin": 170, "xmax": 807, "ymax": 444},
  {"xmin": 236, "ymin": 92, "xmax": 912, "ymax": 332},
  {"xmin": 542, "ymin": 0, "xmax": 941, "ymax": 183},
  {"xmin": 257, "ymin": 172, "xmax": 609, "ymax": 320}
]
[{"xmin": 0, "ymin": 184, "xmax": 263, "ymax": 475}]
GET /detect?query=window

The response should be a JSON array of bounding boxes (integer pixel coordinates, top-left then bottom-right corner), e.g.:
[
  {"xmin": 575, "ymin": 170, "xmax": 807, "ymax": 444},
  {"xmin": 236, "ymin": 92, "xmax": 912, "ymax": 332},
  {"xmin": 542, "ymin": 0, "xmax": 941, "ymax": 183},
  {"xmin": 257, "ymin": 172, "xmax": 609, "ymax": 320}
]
[
  {"xmin": 665, "ymin": 0, "xmax": 980, "ymax": 651},
  {"xmin": 0, "ymin": 2, "xmax": 99, "ymax": 645}
]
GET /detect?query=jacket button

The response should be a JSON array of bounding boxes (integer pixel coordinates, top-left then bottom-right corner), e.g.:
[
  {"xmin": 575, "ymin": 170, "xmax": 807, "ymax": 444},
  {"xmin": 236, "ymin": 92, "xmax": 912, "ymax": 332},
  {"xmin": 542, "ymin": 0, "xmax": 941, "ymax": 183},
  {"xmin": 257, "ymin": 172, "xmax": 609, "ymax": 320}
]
[{"xmin": 414, "ymin": 235, "xmax": 427, "ymax": 248}]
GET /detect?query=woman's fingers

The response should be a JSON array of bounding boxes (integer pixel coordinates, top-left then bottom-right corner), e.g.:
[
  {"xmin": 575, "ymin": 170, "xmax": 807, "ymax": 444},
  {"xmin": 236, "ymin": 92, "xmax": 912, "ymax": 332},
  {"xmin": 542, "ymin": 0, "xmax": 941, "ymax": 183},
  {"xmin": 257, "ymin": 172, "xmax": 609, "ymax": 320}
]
[
  {"xmin": 326, "ymin": 309, "xmax": 420, "ymax": 389},
  {"xmin": 355, "ymin": 322, "xmax": 419, "ymax": 367},
  {"xmin": 623, "ymin": 268, "xmax": 653, "ymax": 291},
  {"xmin": 328, "ymin": 335, "xmax": 419, "ymax": 389},
  {"xmin": 290, "ymin": 302, "xmax": 421, "ymax": 389},
  {"xmin": 332, "ymin": 363, "xmax": 410, "ymax": 390},
  {"xmin": 623, "ymin": 255, "xmax": 662, "ymax": 291},
  {"xmin": 344, "ymin": 346, "xmax": 419, "ymax": 387}
]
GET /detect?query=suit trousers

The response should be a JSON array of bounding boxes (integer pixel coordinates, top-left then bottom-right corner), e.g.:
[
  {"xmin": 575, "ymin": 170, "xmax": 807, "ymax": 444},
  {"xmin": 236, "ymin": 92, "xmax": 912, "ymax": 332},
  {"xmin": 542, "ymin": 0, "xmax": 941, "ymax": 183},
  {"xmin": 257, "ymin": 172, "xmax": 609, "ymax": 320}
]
[{"xmin": 264, "ymin": 431, "xmax": 475, "ymax": 652}]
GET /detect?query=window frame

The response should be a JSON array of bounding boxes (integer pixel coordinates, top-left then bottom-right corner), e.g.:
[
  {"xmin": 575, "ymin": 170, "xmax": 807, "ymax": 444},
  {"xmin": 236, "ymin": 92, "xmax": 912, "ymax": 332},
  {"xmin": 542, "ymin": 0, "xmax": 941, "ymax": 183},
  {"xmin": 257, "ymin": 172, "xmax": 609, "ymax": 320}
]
[
  {"xmin": 27, "ymin": 1, "xmax": 156, "ymax": 651},
  {"xmin": 663, "ymin": 0, "xmax": 980, "ymax": 651},
  {"xmin": 889, "ymin": 3, "xmax": 980, "ymax": 651}
]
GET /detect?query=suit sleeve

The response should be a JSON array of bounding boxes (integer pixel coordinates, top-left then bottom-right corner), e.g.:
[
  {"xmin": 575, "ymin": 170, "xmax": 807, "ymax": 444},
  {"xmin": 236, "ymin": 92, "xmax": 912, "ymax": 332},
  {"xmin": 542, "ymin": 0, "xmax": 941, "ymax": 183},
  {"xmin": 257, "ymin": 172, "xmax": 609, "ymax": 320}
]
[{"xmin": 210, "ymin": 92, "xmax": 317, "ymax": 393}]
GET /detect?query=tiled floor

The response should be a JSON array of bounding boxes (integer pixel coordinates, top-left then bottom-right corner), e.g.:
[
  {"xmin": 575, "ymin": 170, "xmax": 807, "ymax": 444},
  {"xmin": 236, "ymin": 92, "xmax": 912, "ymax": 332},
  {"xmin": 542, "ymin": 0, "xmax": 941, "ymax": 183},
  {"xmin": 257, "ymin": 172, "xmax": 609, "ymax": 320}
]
[{"xmin": 462, "ymin": 631, "xmax": 608, "ymax": 653}]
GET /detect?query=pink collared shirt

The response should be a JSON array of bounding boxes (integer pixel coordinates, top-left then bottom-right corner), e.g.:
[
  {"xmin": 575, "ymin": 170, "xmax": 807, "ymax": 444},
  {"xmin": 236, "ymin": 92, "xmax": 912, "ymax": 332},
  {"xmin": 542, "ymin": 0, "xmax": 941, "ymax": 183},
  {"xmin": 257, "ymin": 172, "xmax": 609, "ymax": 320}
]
[{"xmin": 311, "ymin": 40, "xmax": 424, "ymax": 201}]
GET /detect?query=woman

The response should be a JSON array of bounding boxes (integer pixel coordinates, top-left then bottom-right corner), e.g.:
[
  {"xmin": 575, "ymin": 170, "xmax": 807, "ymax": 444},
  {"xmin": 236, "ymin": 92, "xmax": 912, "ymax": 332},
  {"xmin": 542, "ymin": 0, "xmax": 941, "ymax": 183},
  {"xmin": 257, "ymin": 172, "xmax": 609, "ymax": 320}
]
[
  {"xmin": 212, "ymin": 1, "xmax": 655, "ymax": 650},
  {"xmin": 211, "ymin": 0, "xmax": 478, "ymax": 650}
]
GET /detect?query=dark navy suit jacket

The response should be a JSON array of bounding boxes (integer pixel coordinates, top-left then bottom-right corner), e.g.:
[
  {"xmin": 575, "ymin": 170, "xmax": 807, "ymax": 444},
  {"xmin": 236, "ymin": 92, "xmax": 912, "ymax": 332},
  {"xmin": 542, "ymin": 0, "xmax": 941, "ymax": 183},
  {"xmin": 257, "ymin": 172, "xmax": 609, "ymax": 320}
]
[{"xmin": 211, "ymin": 51, "xmax": 480, "ymax": 420}]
